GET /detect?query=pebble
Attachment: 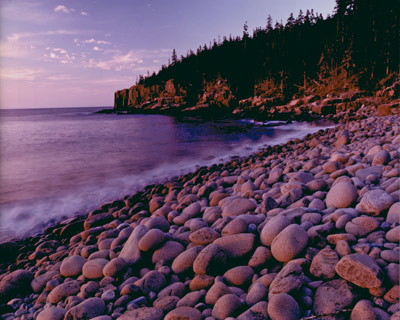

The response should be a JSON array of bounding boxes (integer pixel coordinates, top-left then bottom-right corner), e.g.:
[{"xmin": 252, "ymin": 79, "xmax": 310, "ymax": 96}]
[
  {"xmin": 222, "ymin": 197, "xmax": 257, "ymax": 217},
  {"xmin": 138, "ymin": 229, "xmax": 166, "ymax": 251},
  {"xmin": 325, "ymin": 182, "xmax": 358, "ymax": 208},
  {"xmin": 350, "ymin": 300, "xmax": 377, "ymax": 320},
  {"xmin": 82, "ymin": 258, "xmax": 109, "ymax": 279},
  {"xmin": 271, "ymin": 224, "xmax": 309, "ymax": 262},
  {"xmin": 36, "ymin": 307, "xmax": 66, "ymax": 320},
  {"xmin": 310, "ymin": 247, "xmax": 338, "ymax": 279},
  {"xmin": 60, "ymin": 255, "xmax": 87, "ymax": 277},
  {"xmin": 260, "ymin": 215, "xmax": 291, "ymax": 246},
  {"xmin": 223, "ymin": 266, "xmax": 254, "ymax": 286},
  {"xmin": 268, "ymin": 293, "xmax": 300, "ymax": 320},
  {"xmin": 64, "ymin": 297, "xmax": 105, "ymax": 320},
  {"xmin": 212, "ymin": 294, "xmax": 242, "ymax": 320},
  {"xmin": 165, "ymin": 307, "xmax": 201, "ymax": 320},
  {"xmin": 47, "ymin": 280, "xmax": 80, "ymax": 304}
]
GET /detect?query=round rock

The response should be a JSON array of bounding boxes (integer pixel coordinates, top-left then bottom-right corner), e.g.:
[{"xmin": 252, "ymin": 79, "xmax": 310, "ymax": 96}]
[
  {"xmin": 260, "ymin": 215, "xmax": 291, "ymax": 247},
  {"xmin": 268, "ymin": 293, "xmax": 300, "ymax": 320},
  {"xmin": 60, "ymin": 255, "xmax": 87, "ymax": 277},
  {"xmin": 326, "ymin": 182, "xmax": 358, "ymax": 208},
  {"xmin": 138, "ymin": 229, "xmax": 166, "ymax": 251},
  {"xmin": 223, "ymin": 266, "xmax": 254, "ymax": 286},
  {"xmin": 212, "ymin": 294, "xmax": 242, "ymax": 320},
  {"xmin": 271, "ymin": 224, "xmax": 309, "ymax": 262},
  {"xmin": 165, "ymin": 307, "xmax": 201, "ymax": 320},
  {"xmin": 82, "ymin": 258, "xmax": 109, "ymax": 279},
  {"xmin": 37, "ymin": 307, "xmax": 66, "ymax": 320}
]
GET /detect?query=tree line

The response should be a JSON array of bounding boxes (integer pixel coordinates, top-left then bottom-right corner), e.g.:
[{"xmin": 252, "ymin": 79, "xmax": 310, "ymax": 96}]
[{"xmin": 138, "ymin": 0, "xmax": 399, "ymax": 102}]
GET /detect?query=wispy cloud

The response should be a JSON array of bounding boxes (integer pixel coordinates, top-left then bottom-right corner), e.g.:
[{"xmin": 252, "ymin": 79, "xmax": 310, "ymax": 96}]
[
  {"xmin": 54, "ymin": 5, "xmax": 75, "ymax": 14},
  {"xmin": 0, "ymin": 68, "xmax": 44, "ymax": 81},
  {"xmin": 83, "ymin": 38, "xmax": 111, "ymax": 45},
  {"xmin": 93, "ymin": 46, "xmax": 102, "ymax": 51},
  {"xmin": 7, "ymin": 30, "xmax": 76, "ymax": 42},
  {"xmin": 81, "ymin": 11, "xmax": 88, "ymax": 16}
]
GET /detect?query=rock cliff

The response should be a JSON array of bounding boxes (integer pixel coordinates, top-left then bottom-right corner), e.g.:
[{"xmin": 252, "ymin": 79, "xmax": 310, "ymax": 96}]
[{"xmin": 114, "ymin": 77, "xmax": 400, "ymax": 121}]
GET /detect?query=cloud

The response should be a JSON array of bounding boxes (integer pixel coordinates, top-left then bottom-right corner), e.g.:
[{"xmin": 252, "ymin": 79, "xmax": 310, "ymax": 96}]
[
  {"xmin": 0, "ymin": 68, "xmax": 44, "ymax": 81},
  {"xmin": 83, "ymin": 38, "xmax": 111, "ymax": 45},
  {"xmin": 43, "ymin": 47, "xmax": 75, "ymax": 64},
  {"xmin": 81, "ymin": 11, "xmax": 88, "ymax": 16},
  {"xmin": 153, "ymin": 59, "xmax": 160, "ymax": 63},
  {"xmin": 93, "ymin": 46, "xmax": 102, "ymax": 51},
  {"xmin": 54, "ymin": 5, "xmax": 75, "ymax": 14},
  {"xmin": 7, "ymin": 30, "xmax": 76, "ymax": 42},
  {"xmin": 84, "ymin": 50, "xmax": 143, "ymax": 71}
]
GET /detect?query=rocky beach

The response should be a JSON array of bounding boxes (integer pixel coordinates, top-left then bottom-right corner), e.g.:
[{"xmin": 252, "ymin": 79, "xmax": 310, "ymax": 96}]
[{"xmin": 0, "ymin": 100, "xmax": 399, "ymax": 319}]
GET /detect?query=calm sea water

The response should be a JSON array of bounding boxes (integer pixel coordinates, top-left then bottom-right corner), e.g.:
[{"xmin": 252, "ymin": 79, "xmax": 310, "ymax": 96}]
[{"xmin": 0, "ymin": 107, "xmax": 329, "ymax": 240}]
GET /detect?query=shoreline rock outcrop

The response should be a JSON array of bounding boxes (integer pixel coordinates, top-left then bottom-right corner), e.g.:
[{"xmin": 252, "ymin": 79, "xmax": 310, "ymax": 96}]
[{"xmin": 0, "ymin": 114, "xmax": 399, "ymax": 320}]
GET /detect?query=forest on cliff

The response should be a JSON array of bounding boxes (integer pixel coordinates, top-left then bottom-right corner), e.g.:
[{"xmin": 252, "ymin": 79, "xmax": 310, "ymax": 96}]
[{"xmin": 137, "ymin": 0, "xmax": 399, "ymax": 102}]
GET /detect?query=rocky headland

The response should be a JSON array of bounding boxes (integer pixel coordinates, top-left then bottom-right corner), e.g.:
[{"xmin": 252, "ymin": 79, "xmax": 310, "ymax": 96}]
[
  {"xmin": 112, "ymin": 77, "xmax": 400, "ymax": 122},
  {"xmin": 0, "ymin": 102, "xmax": 399, "ymax": 319}
]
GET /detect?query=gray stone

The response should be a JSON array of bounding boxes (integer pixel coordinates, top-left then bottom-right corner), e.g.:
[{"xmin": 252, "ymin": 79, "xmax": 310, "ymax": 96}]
[{"xmin": 60, "ymin": 255, "xmax": 87, "ymax": 277}]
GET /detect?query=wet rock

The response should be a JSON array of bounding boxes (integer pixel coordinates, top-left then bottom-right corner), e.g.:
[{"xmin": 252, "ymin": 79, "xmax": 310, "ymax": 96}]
[
  {"xmin": 326, "ymin": 182, "xmax": 358, "ymax": 208},
  {"xmin": 267, "ymin": 168, "xmax": 283, "ymax": 184},
  {"xmin": 313, "ymin": 279, "xmax": 354, "ymax": 319},
  {"xmin": 271, "ymin": 224, "xmax": 308, "ymax": 262},
  {"xmin": 336, "ymin": 253, "xmax": 384, "ymax": 288},
  {"xmin": 268, "ymin": 293, "xmax": 300, "ymax": 320}
]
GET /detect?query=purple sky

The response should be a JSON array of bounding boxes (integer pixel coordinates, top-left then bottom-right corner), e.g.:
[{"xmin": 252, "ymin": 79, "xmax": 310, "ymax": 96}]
[{"xmin": 0, "ymin": 0, "xmax": 335, "ymax": 109}]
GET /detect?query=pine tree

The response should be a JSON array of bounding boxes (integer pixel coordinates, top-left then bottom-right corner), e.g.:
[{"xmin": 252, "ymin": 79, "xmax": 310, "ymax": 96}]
[{"xmin": 171, "ymin": 49, "xmax": 178, "ymax": 65}]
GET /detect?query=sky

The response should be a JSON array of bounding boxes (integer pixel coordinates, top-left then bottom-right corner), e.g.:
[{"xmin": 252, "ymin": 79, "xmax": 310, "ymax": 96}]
[{"xmin": 0, "ymin": 0, "xmax": 335, "ymax": 109}]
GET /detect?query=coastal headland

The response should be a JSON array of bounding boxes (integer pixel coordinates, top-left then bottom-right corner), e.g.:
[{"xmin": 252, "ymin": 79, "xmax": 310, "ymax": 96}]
[{"xmin": 0, "ymin": 100, "xmax": 399, "ymax": 319}]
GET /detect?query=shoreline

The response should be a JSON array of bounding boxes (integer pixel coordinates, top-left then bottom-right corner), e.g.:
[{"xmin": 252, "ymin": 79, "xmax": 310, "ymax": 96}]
[{"xmin": 0, "ymin": 113, "xmax": 399, "ymax": 319}]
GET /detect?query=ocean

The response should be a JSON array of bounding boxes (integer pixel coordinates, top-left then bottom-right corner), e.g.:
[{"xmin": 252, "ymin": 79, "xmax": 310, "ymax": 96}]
[{"xmin": 0, "ymin": 107, "xmax": 330, "ymax": 240}]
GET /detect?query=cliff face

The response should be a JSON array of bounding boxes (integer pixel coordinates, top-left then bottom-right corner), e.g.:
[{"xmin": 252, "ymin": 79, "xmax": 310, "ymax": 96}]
[{"xmin": 114, "ymin": 77, "xmax": 400, "ymax": 120}]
